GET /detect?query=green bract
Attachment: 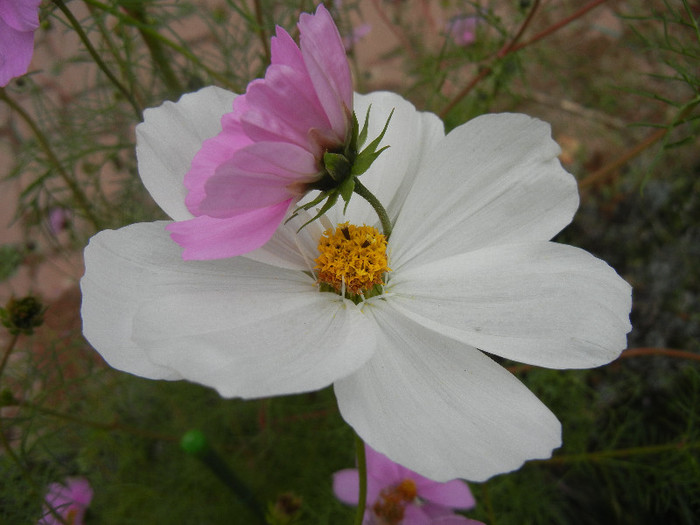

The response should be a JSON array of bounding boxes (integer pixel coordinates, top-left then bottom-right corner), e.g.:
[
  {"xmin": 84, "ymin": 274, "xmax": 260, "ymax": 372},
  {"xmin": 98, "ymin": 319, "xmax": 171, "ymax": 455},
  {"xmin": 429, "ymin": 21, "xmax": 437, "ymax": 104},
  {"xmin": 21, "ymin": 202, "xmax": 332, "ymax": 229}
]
[{"xmin": 290, "ymin": 106, "xmax": 395, "ymax": 231}]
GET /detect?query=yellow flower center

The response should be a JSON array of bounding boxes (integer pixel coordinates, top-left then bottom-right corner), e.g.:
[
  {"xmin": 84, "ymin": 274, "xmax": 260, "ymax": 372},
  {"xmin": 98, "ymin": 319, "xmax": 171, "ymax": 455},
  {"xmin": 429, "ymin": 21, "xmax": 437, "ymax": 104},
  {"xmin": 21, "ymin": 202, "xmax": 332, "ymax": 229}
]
[
  {"xmin": 372, "ymin": 479, "xmax": 419, "ymax": 525},
  {"xmin": 315, "ymin": 222, "xmax": 390, "ymax": 299}
]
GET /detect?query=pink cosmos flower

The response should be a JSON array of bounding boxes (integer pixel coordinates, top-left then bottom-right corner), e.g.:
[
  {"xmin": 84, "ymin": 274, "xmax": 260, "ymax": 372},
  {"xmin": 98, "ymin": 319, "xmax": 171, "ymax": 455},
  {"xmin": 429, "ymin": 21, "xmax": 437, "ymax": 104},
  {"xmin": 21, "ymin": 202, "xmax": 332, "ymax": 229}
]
[
  {"xmin": 447, "ymin": 16, "xmax": 479, "ymax": 47},
  {"xmin": 38, "ymin": 477, "xmax": 93, "ymax": 525},
  {"xmin": 164, "ymin": 4, "xmax": 353, "ymax": 260},
  {"xmin": 0, "ymin": 0, "xmax": 41, "ymax": 86},
  {"xmin": 334, "ymin": 444, "xmax": 484, "ymax": 525},
  {"xmin": 343, "ymin": 23, "xmax": 372, "ymax": 51}
]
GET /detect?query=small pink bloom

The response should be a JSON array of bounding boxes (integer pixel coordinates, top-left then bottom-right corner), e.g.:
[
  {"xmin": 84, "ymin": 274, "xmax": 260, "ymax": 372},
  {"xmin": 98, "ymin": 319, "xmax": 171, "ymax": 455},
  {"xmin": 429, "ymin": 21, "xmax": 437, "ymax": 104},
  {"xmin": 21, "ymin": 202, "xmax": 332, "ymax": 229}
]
[
  {"xmin": 334, "ymin": 444, "xmax": 485, "ymax": 525},
  {"xmin": 48, "ymin": 207, "xmax": 71, "ymax": 235},
  {"xmin": 343, "ymin": 23, "xmax": 372, "ymax": 51},
  {"xmin": 0, "ymin": 0, "xmax": 41, "ymax": 86},
  {"xmin": 38, "ymin": 477, "xmax": 93, "ymax": 525},
  {"xmin": 447, "ymin": 16, "xmax": 479, "ymax": 47},
  {"xmin": 167, "ymin": 4, "xmax": 353, "ymax": 260}
]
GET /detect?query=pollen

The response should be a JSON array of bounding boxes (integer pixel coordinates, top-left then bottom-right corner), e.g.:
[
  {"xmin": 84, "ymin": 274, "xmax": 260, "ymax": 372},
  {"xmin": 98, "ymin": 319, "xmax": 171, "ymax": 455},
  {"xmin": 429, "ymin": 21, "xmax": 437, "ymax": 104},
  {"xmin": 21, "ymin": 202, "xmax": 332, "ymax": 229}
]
[
  {"xmin": 315, "ymin": 222, "xmax": 390, "ymax": 297},
  {"xmin": 372, "ymin": 479, "xmax": 419, "ymax": 525}
]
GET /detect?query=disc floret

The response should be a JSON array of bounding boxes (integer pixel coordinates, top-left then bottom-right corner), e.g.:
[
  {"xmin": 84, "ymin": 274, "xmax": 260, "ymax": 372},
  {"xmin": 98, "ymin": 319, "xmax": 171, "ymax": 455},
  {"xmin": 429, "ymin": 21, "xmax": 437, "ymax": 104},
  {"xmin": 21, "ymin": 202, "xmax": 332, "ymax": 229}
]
[{"xmin": 315, "ymin": 222, "xmax": 390, "ymax": 302}]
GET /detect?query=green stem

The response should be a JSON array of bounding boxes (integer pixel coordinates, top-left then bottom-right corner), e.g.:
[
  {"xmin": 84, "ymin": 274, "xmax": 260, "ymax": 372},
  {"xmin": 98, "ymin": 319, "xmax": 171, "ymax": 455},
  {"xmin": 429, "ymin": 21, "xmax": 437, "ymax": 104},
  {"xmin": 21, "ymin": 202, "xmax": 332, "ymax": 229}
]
[
  {"xmin": 353, "ymin": 179, "xmax": 392, "ymax": 239},
  {"xmin": 0, "ymin": 334, "xmax": 19, "ymax": 388},
  {"xmin": 0, "ymin": 88, "xmax": 104, "ymax": 230},
  {"xmin": 354, "ymin": 433, "xmax": 368, "ymax": 525},
  {"xmin": 253, "ymin": 0, "xmax": 271, "ymax": 66},
  {"xmin": 0, "ymin": 334, "xmax": 70, "ymax": 525},
  {"xmin": 82, "ymin": 0, "xmax": 241, "ymax": 92},
  {"xmin": 52, "ymin": 0, "xmax": 142, "ymax": 121},
  {"xmin": 538, "ymin": 440, "xmax": 700, "ymax": 465},
  {"xmin": 181, "ymin": 430, "xmax": 266, "ymax": 524},
  {"xmin": 120, "ymin": 3, "xmax": 183, "ymax": 95}
]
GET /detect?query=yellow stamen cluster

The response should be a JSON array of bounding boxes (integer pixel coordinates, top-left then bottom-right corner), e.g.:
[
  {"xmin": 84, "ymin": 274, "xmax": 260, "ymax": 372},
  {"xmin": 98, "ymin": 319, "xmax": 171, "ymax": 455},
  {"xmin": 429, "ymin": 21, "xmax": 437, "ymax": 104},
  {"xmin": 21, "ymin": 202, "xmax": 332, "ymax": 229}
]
[
  {"xmin": 372, "ymin": 479, "xmax": 419, "ymax": 525},
  {"xmin": 315, "ymin": 222, "xmax": 390, "ymax": 296}
]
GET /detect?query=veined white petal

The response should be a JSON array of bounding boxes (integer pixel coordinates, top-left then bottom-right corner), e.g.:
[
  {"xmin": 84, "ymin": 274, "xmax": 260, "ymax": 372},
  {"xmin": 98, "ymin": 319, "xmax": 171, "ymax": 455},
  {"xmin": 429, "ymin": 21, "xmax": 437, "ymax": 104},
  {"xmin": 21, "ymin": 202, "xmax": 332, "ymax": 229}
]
[
  {"xmin": 135, "ymin": 86, "xmax": 237, "ymax": 221},
  {"xmin": 324, "ymin": 92, "xmax": 444, "ymax": 227},
  {"xmin": 81, "ymin": 222, "xmax": 377, "ymax": 396},
  {"xmin": 389, "ymin": 242, "xmax": 632, "ymax": 368},
  {"xmin": 335, "ymin": 305, "xmax": 561, "ymax": 482},
  {"xmin": 244, "ymin": 210, "xmax": 325, "ymax": 271},
  {"xmin": 134, "ymin": 287, "xmax": 375, "ymax": 399},
  {"xmin": 81, "ymin": 222, "xmax": 185, "ymax": 379},
  {"xmin": 390, "ymin": 113, "xmax": 579, "ymax": 270}
]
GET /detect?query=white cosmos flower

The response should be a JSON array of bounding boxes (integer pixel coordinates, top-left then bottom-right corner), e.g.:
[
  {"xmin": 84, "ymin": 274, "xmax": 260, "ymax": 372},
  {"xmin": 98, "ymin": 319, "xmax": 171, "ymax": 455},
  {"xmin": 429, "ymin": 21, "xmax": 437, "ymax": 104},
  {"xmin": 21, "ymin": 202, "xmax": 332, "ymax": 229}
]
[{"xmin": 80, "ymin": 87, "xmax": 632, "ymax": 482}]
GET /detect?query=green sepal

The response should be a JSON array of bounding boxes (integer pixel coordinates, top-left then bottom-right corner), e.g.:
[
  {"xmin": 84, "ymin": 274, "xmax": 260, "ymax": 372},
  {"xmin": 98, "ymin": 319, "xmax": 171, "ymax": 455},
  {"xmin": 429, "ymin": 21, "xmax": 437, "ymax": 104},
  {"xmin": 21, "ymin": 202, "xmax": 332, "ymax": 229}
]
[
  {"xmin": 351, "ymin": 145, "xmax": 391, "ymax": 176},
  {"xmin": 296, "ymin": 191, "xmax": 339, "ymax": 232},
  {"xmin": 339, "ymin": 176, "xmax": 356, "ymax": 213},
  {"xmin": 286, "ymin": 191, "xmax": 328, "ymax": 224},
  {"xmin": 356, "ymin": 105, "xmax": 372, "ymax": 149},
  {"xmin": 323, "ymin": 151, "xmax": 351, "ymax": 182},
  {"xmin": 359, "ymin": 108, "xmax": 394, "ymax": 157}
]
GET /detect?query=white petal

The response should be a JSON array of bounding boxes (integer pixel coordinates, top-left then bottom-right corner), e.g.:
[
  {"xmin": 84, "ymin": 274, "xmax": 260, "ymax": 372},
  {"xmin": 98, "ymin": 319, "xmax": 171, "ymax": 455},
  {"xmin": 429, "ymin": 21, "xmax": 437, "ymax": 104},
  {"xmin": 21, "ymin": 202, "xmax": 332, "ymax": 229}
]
[
  {"xmin": 388, "ymin": 242, "xmax": 632, "ymax": 368},
  {"xmin": 335, "ymin": 305, "xmax": 561, "ymax": 482},
  {"xmin": 81, "ymin": 222, "xmax": 376, "ymax": 398},
  {"xmin": 243, "ymin": 209, "xmax": 325, "ymax": 271},
  {"xmin": 81, "ymin": 222, "xmax": 185, "ymax": 380},
  {"xmin": 134, "ymin": 288, "xmax": 376, "ymax": 399},
  {"xmin": 324, "ymin": 91, "xmax": 444, "ymax": 227},
  {"xmin": 390, "ymin": 113, "xmax": 579, "ymax": 270},
  {"xmin": 135, "ymin": 86, "xmax": 237, "ymax": 221}
]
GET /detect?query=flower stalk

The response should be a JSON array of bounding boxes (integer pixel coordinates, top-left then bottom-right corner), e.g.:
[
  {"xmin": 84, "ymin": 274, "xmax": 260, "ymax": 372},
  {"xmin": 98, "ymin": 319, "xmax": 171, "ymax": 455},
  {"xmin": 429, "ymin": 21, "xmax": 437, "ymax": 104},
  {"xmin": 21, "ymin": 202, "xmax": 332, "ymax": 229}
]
[
  {"xmin": 180, "ymin": 430, "xmax": 266, "ymax": 523},
  {"xmin": 354, "ymin": 433, "xmax": 368, "ymax": 525},
  {"xmin": 0, "ymin": 88, "xmax": 104, "ymax": 230},
  {"xmin": 52, "ymin": 0, "xmax": 143, "ymax": 120}
]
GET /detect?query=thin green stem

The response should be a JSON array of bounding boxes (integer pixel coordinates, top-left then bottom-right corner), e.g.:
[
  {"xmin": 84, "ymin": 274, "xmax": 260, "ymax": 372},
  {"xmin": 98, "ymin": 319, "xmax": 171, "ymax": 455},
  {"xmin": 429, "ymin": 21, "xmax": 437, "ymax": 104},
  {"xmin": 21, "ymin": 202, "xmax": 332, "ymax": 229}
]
[
  {"xmin": 253, "ymin": 0, "xmax": 271, "ymax": 66},
  {"xmin": 0, "ymin": 88, "xmax": 103, "ymax": 230},
  {"xmin": 17, "ymin": 402, "xmax": 177, "ymax": 442},
  {"xmin": 354, "ymin": 433, "xmax": 368, "ymax": 525},
  {"xmin": 440, "ymin": 0, "xmax": 607, "ymax": 118},
  {"xmin": 538, "ymin": 440, "xmax": 700, "ymax": 465},
  {"xmin": 120, "ymin": 2, "xmax": 183, "ymax": 95},
  {"xmin": 0, "ymin": 334, "xmax": 19, "ymax": 389},
  {"xmin": 353, "ymin": 179, "xmax": 392, "ymax": 239},
  {"xmin": 0, "ymin": 334, "xmax": 69, "ymax": 525},
  {"xmin": 52, "ymin": 0, "xmax": 142, "ymax": 120},
  {"xmin": 82, "ymin": 0, "xmax": 241, "ymax": 91}
]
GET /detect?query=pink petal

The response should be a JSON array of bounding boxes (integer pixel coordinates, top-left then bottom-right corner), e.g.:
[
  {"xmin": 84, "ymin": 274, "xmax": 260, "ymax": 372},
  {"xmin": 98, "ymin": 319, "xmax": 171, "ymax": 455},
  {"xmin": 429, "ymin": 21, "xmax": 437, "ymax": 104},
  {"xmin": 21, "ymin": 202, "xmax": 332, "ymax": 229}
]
[
  {"xmin": 198, "ymin": 141, "xmax": 317, "ymax": 217},
  {"xmin": 365, "ymin": 444, "xmax": 403, "ymax": 485},
  {"xmin": 241, "ymin": 66, "xmax": 334, "ymax": 152},
  {"xmin": 270, "ymin": 25, "xmax": 305, "ymax": 70},
  {"xmin": 333, "ymin": 469, "xmax": 360, "ymax": 504},
  {"xmin": 66, "ymin": 477, "xmax": 94, "ymax": 507},
  {"xmin": 166, "ymin": 200, "xmax": 291, "ymax": 260},
  {"xmin": 401, "ymin": 505, "xmax": 433, "ymax": 525},
  {"xmin": 183, "ymin": 97, "xmax": 253, "ymax": 212},
  {"xmin": 298, "ymin": 5, "xmax": 353, "ymax": 139},
  {"xmin": 0, "ymin": 0, "xmax": 40, "ymax": 32},
  {"xmin": 418, "ymin": 479, "xmax": 475, "ymax": 510},
  {"xmin": 0, "ymin": 18, "xmax": 35, "ymax": 86}
]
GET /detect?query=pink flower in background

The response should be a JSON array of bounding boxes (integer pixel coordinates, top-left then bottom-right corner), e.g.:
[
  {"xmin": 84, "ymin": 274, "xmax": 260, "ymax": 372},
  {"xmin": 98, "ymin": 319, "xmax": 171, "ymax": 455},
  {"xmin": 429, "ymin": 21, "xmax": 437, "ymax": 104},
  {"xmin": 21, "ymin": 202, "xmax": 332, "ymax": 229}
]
[
  {"xmin": 334, "ymin": 444, "xmax": 484, "ymax": 525},
  {"xmin": 164, "ymin": 4, "xmax": 353, "ymax": 260},
  {"xmin": 0, "ymin": 0, "xmax": 41, "ymax": 86},
  {"xmin": 447, "ymin": 16, "xmax": 479, "ymax": 47},
  {"xmin": 343, "ymin": 23, "xmax": 371, "ymax": 51},
  {"xmin": 38, "ymin": 477, "xmax": 93, "ymax": 525}
]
